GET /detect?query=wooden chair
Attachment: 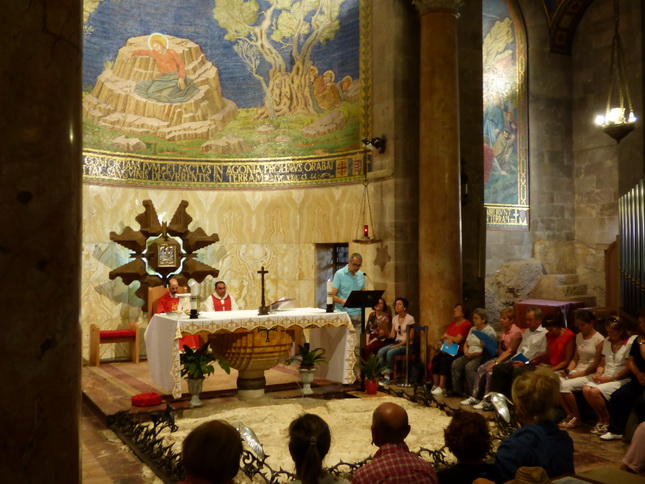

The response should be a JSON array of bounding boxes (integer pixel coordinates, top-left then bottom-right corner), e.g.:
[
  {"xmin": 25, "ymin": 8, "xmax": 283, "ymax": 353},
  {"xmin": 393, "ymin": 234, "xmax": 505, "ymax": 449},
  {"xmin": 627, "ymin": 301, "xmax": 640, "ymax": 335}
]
[
  {"xmin": 393, "ymin": 324, "xmax": 428, "ymax": 384},
  {"xmin": 89, "ymin": 322, "xmax": 139, "ymax": 366},
  {"xmin": 148, "ymin": 284, "xmax": 187, "ymax": 316}
]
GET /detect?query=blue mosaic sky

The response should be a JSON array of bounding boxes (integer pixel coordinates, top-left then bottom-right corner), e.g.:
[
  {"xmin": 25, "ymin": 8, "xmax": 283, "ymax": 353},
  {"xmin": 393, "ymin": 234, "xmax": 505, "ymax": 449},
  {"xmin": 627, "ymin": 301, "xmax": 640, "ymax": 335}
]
[{"xmin": 84, "ymin": 0, "xmax": 360, "ymax": 108}]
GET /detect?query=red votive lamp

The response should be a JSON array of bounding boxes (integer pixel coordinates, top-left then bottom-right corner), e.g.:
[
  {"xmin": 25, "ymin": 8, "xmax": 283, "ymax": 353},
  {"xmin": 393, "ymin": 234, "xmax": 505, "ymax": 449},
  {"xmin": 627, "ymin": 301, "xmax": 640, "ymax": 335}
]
[{"xmin": 363, "ymin": 225, "xmax": 369, "ymax": 237}]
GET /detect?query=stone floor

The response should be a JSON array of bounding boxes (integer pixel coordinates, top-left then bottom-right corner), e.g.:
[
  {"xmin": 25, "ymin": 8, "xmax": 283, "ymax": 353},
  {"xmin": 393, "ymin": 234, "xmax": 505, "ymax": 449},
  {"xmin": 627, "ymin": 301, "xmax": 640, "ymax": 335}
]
[{"xmin": 81, "ymin": 361, "xmax": 645, "ymax": 483}]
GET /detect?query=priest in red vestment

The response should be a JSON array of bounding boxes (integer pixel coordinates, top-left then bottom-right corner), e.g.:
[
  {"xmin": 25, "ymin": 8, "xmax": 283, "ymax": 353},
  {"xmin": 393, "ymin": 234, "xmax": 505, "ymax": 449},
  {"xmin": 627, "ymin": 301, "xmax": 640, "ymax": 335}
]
[
  {"xmin": 155, "ymin": 278, "xmax": 201, "ymax": 349},
  {"xmin": 202, "ymin": 280, "xmax": 239, "ymax": 311},
  {"xmin": 155, "ymin": 278, "xmax": 181, "ymax": 313}
]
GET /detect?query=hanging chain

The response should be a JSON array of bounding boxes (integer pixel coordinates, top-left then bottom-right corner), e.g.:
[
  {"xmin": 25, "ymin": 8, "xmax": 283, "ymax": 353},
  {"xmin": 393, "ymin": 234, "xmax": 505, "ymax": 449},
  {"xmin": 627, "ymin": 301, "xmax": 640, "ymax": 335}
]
[
  {"xmin": 605, "ymin": 0, "xmax": 633, "ymax": 121},
  {"xmin": 355, "ymin": 149, "xmax": 373, "ymax": 240}
]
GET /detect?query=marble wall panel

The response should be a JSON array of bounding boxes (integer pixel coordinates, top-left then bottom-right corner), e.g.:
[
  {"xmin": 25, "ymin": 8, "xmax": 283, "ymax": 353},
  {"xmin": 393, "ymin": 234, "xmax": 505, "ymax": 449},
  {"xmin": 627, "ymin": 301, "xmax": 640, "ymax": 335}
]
[{"xmin": 81, "ymin": 183, "xmax": 394, "ymax": 360}]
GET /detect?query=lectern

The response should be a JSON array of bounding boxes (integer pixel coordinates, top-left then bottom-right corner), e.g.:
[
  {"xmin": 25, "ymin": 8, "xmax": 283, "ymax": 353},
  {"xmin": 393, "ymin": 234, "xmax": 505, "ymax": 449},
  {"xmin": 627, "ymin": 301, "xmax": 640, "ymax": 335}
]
[{"xmin": 344, "ymin": 290, "xmax": 385, "ymax": 333}]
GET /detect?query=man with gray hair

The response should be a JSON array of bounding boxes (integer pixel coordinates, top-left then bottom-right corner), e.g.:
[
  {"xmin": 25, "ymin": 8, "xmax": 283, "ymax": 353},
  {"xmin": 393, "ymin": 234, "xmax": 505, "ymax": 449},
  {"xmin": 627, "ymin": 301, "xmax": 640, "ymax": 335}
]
[
  {"xmin": 332, "ymin": 252, "xmax": 365, "ymax": 344},
  {"xmin": 352, "ymin": 402, "xmax": 438, "ymax": 483},
  {"xmin": 487, "ymin": 306, "xmax": 549, "ymax": 401}
]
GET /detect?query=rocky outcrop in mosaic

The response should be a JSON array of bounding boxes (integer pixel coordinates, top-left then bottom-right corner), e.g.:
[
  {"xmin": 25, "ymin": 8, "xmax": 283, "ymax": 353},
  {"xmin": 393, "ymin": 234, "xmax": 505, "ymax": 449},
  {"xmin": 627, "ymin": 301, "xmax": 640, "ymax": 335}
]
[{"xmin": 83, "ymin": 35, "xmax": 238, "ymax": 141}]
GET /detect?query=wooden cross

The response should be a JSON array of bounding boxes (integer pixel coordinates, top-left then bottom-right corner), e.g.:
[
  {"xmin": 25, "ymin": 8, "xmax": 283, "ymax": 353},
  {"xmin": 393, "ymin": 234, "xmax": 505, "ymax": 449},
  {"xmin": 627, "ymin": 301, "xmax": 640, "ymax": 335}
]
[{"xmin": 257, "ymin": 266, "xmax": 270, "ymax": 315}]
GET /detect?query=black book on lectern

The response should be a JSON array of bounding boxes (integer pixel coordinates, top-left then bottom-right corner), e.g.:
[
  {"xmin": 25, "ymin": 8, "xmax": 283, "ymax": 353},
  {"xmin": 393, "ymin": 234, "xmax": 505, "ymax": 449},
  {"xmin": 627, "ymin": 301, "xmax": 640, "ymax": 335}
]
[{"xmin": 344, "ymin": 290, "xmax": 384, "ymax": 310}]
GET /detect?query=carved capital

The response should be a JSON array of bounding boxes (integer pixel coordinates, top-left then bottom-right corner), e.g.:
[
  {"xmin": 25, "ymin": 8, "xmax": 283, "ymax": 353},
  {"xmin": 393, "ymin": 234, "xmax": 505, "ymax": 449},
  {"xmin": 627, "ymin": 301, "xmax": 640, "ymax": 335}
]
[{"xmin": 412, "ymin": 0, "xmax": 464, "ymax": 15}]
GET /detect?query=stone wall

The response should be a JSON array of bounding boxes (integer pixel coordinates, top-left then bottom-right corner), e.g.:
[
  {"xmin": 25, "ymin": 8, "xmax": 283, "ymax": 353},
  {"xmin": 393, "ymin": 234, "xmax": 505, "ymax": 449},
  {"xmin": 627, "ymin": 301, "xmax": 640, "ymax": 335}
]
[
  {"xmin": 82, "ymin": 181, "xmax": 399, "ymax": 360},
  {"xmin": 572, "ymin": 0, "xmax": 643, "ymax": 248},
  {"xmin": 372, "ymin": 0, "xmax": 420, "ymax": 312},
  {"xmin": 485, "ymin": 0, "xmax": 644, "ymax": 315},
  {"xmin": 459, "ymin": 0, "xmax": 485, "ymax": 308},
  {"xmin": 486, "ymin": 0, "xmax": 575, "ymax": 277}
]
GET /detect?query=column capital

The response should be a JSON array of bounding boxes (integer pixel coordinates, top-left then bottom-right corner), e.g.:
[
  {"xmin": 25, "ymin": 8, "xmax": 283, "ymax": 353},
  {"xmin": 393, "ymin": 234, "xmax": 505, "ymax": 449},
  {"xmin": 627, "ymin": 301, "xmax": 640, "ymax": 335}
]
[{"xmin": 412, "ymin": 0, "xmax": 464, "ymax": 15}]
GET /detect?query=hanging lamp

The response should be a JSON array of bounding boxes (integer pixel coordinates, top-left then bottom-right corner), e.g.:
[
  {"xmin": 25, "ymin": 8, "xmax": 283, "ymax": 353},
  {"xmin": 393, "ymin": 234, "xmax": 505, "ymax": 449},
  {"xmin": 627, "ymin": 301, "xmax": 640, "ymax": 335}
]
[
  {"xmin": 353, "ymin": 138, "xmax": 384, "ymax": 244},
  {"xmin": 594, "ymin": 0, "xmax": 637, "ymax": 143}
]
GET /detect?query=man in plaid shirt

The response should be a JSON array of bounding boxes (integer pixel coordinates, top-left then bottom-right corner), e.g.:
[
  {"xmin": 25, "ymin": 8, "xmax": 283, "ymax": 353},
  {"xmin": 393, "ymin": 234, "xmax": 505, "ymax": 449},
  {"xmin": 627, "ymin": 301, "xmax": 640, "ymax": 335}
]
[{"xmin": 352, "ymin": 402, "xmax": 438, "ymax": 483}]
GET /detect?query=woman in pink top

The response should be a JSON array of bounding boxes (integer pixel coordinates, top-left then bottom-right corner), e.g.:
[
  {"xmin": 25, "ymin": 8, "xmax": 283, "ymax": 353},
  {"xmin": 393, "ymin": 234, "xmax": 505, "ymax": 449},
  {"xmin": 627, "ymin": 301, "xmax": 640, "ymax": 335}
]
[
  {"xmin": 430, "ymin": 302, "xmax": 472, "ymax": 395},
  {"xmin": 463, "ymin": 307, "xmax": 522, "ymax": 408}
]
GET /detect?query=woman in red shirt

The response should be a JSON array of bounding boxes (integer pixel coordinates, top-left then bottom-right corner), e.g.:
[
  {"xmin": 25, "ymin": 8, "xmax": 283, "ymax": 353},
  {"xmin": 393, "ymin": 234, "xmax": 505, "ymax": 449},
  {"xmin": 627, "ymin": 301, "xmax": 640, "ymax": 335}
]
[
  {"xmin": 544, "ymin": 318, "xmax": 576, "ymax": 371},
  {"xmin": 430, "ymin": 303, "xmax": 472, "ymax": 396}
]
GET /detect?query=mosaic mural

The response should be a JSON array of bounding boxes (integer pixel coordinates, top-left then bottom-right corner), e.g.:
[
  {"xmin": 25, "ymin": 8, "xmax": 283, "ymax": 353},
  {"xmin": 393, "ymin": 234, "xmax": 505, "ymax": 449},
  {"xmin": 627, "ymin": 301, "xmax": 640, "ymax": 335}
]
[
  {"xmin": 82, "ymin": 0, "xmax": 370, "ymax": 189},
  {"xmin": 483, "ymin": 0, "xmax": 529, "ymax": 231}
]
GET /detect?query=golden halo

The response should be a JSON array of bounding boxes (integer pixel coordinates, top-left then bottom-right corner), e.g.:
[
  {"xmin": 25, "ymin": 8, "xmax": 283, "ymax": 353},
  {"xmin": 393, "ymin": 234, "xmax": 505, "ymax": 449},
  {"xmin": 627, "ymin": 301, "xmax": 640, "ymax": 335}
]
[{"xmin": 148, "ymin": 32, "xmax": 169, "ymax": 50}]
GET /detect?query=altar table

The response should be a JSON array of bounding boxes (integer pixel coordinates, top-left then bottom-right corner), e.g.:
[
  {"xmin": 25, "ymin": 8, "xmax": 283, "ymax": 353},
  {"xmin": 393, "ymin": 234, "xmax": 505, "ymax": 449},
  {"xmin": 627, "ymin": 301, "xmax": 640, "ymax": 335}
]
[
  {"xmin": 514, "ymin": 299, "xmax": 587, "ymax": 329},
  {"xmin": 145, "ymin": 308, "xmax": 355, "ymax": 398}
]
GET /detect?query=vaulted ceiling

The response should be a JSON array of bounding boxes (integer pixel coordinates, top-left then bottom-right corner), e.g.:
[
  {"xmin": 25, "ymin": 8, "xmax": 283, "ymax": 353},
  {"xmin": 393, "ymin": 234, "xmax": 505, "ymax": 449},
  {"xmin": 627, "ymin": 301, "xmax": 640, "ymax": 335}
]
[{"xmin": 542, "ymin": 0, "xmax": 596, "ymax": 54}]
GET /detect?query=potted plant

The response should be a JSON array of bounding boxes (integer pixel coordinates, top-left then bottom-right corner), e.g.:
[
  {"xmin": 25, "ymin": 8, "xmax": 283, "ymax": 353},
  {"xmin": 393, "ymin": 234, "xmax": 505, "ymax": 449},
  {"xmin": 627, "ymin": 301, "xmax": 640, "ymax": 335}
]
[
  {"xmin": 357, "ymin": 354, "xmax": 388, "ymax": 395},
  {"xmin": 285, "ymin": 343, "xmax": 327, "ymax": 395},
  {"xmin": 180, "ymin": 341, "xmax": 230, "ymax": 406}
]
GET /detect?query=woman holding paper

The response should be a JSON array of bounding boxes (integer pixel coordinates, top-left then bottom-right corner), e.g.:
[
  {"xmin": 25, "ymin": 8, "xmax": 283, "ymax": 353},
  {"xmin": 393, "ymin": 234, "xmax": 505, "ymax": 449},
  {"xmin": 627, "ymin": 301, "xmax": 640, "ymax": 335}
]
[
  {"xmin": 463, "ymin": 307, "xmax": 522, "ymax": 409},
  {"xmin": 452, "ymin": 308, "xmax": 497, "ymax": 399},
  {"xmin": 430, "ymin": 303, "xmax": 472, "ymax": 396}
]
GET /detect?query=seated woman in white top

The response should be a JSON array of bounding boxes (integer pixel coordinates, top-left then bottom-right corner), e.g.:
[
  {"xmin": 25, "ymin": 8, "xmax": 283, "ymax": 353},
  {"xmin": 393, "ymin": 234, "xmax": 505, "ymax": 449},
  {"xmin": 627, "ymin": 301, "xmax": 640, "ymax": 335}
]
[
  {"xmin": 452, "ymin": 308, "xmax": 497, "ymax": 399},
  {"xmin": 582, "ymin": 317, "xmax": 636, "ymax": 435},
  {"xmin": 558, "ymin": 310, "xmax": 605, "ymax": 429},
  {"xmin": 376, "ymin": 297, "xmax": 415, "ymax": 386}
]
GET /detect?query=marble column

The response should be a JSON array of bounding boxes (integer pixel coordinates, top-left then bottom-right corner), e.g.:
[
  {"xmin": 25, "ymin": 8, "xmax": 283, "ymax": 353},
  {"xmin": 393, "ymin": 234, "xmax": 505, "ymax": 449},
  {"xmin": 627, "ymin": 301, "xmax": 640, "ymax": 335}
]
[
  {"xmin": 414, "ymin": 0, "xmax": 464, "ymax": 342},
  {"xmin": 0, "ymin": 1, "xmax": 82, "ymax": 481}
]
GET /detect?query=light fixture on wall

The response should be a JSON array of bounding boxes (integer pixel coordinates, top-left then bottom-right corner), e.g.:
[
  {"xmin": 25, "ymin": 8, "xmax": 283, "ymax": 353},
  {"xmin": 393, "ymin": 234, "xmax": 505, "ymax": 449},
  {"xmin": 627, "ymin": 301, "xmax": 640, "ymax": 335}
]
[
  {"xmin": 353, "ymin": 138, "xmax": 384, "ymax": 244},
  {"xmin": 594, "ymin": 0, "xmax": 637, "ymax": 143},
  {"xmin": 361, "ymin": 137, "xmax": 386, "ymax": 153}
]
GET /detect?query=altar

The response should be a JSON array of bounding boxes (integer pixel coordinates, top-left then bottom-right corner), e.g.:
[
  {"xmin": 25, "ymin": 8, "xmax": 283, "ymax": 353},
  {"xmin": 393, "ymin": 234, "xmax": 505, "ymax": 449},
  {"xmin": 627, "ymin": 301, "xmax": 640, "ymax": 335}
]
[
  {"xmin": 513, "ymin": 298, "xmax": 586, "ymax": 329},
  {"xmin": 144, "ymin": 308, "xmax": 355, "ymax": 398}
]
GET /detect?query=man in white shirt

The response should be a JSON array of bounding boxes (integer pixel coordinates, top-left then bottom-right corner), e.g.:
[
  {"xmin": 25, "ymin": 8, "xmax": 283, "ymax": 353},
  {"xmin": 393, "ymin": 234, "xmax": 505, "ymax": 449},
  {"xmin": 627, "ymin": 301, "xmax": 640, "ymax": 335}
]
[
  {"xmin": 202, "ymin": 280, "xmax": 239, "ymax": 312},
  {"xmin": 488, "ymin": 307, "xmax": 549, "ymax": 398}
]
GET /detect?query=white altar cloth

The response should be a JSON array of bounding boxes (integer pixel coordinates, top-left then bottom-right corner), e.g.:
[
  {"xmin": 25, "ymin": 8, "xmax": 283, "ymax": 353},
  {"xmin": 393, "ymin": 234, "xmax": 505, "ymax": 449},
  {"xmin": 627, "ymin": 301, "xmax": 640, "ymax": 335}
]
[{"xmin": 144, "ymin": 308, "xmax": 355, "ymax": 398}]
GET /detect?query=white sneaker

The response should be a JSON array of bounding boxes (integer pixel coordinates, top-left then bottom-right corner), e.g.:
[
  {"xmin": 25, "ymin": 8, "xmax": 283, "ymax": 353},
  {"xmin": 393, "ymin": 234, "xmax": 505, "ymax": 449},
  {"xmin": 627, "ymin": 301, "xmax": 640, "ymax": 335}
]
[
  {"xmin": 431, "ymin": 386, "xmax": 445, "ymax": 396},
  {"xmin": 473, "ymin": 401, "xmax": 494, "ymax": 411},
  {"xmin": 461, "ymin": 397, "xmax": 480, "ymax": 405},
  {"xmin": 600, "ymin": 431, "xmax": 623, "ymax": 441}
]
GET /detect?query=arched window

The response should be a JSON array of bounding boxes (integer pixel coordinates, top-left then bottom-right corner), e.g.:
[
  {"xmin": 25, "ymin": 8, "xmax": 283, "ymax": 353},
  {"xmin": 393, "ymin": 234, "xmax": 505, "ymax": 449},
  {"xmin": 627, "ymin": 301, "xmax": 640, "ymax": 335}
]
[{"xmin": 483, "ymin": 0, "xmax": 528, "ymax": 230}]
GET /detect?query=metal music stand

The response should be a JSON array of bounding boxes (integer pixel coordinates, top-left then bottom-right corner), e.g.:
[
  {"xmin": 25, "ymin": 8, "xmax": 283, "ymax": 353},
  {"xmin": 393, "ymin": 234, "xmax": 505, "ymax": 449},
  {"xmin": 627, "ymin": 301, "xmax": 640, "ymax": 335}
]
[
  {"xmin": 344, "ymin": 290, "xmax": 385, "ymax": 390},
  {"xmin": 344, "ymin": 290, "xmax": 385, "ymax": 334}
]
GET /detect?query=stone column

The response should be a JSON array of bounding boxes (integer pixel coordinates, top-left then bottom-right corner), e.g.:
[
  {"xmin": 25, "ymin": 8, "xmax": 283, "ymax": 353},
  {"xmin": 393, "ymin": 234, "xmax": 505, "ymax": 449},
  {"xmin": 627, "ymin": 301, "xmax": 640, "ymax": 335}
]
[
  {"xmin": 0, "ymin": 1, "xmax": 82, "ymax": 481},
  {"xmin": 413, "ymin": 0, "xmax": 464, "ymax": 342}
]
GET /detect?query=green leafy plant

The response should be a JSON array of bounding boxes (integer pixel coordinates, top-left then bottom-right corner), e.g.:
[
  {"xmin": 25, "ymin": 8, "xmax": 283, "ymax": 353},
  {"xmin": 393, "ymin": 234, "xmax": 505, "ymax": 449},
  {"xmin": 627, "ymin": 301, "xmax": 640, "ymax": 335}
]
[
  {"xmin": 180, "ymin": 342, "xmax": 230, "ymax": 380},
  {"xmin": 357, "ymin": 354, "xmax": 388, "ymax": 381},
  {"xmin": 285, "ymin": 343, "xmax": 327, "ymax": 369}
]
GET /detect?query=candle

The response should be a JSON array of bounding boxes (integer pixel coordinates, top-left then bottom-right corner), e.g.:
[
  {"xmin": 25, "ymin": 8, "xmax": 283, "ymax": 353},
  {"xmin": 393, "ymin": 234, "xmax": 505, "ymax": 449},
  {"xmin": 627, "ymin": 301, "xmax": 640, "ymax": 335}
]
[
  {"xmin": 326, "ymin": 280, "xmax": 333, "ymax": 305},
  {"xmin": 363, "ymin": 224, "xmax": 369, "ymax": 237},
  {"xmin": 190, "ymin": 282, "xmax": 199, "ymax": 296}
]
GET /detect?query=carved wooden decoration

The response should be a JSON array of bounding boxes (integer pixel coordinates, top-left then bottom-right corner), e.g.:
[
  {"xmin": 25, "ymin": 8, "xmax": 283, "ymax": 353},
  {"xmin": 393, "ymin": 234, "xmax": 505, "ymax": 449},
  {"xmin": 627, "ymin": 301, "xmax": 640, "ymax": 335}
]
[{"xmin": 109, "ymin": 200, "xmax": 219, "ymax": 306}]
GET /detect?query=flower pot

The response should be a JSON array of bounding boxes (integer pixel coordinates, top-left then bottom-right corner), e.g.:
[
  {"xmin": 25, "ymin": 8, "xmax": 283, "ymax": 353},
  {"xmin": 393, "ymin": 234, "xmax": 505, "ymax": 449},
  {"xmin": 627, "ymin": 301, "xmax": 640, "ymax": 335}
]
[
  {"xmin": 299, "ymin": 368, "xmax": 316, "ymax": 395},
  {"xmin": 187, "ymin": 378, "xmax": 204, "ymax": 407},
  {"xmin": 364, "ymin": 380, "xmax": 378, "ymax": 395}
]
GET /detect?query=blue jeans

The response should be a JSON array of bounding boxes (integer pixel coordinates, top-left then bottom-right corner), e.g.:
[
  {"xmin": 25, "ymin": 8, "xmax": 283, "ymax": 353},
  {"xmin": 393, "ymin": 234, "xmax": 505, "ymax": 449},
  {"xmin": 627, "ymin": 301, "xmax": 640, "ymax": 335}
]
[{"xmin": 377, "ymin": 344, "xmax": 407, "ymax": 375}]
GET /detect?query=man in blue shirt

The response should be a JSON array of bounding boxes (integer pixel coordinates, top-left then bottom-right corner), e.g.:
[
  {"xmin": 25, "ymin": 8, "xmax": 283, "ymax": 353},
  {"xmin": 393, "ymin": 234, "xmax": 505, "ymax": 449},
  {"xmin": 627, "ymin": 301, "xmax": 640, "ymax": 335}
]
[{"xmin": 332, "ymin": 253, "xmax": 366, "ymax": 346}]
